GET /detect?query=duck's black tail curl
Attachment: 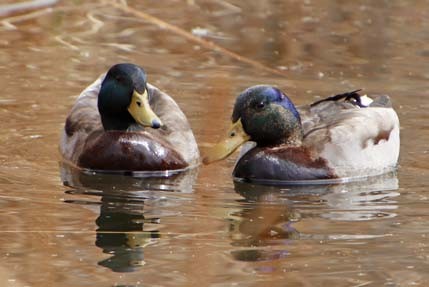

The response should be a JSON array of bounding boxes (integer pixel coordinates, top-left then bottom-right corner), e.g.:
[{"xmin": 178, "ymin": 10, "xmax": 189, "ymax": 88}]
[{"xmin": 310, "ymin": 89, "xmax": 364, "ymax": 107}]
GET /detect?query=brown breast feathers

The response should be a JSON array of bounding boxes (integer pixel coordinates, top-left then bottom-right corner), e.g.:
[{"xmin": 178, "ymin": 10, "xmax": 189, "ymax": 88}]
[{"xmin": 78, "ymin": 131, "xmax": 187, "ymax": 171}]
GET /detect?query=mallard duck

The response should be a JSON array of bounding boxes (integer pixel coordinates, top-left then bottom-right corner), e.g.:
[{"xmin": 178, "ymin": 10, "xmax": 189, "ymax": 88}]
[
  {"xmin": 203, "ymin": 85, "xmax": 400, "ymax": 183},
  {"xmin": 60, "ymin": 63, "xmax": 199, "ymax": 173}
]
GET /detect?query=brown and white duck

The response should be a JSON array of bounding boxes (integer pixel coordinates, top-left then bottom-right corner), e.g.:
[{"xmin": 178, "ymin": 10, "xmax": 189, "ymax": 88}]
[{"xmin": 203, "ymin": 85, "xmax": 400, "ymax": 184}]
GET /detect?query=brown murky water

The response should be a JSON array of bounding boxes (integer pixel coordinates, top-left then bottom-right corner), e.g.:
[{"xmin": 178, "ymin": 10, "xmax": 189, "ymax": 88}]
[{"xmin": 1, "ymin": 1, "xmax": 429, "ymax": 286}]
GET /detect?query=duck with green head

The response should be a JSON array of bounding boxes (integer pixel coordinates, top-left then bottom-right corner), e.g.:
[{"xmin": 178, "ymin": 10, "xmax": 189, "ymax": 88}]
[
  {"xmin": 203, "ymin": 85, "xmax": 400, "ymax": 183},
  {"xmin": 60, "ymin": 63, "xmax": 199, "ymax": 173}
]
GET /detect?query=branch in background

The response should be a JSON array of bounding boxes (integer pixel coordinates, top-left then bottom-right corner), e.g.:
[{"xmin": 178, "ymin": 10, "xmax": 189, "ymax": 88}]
[
  {"xmin": 107, "ymin": 0, "xmax": 289, "ymax": 78},
  {"xmin": 0, "ymin": 0, "xmax": 58, "ymax": 17}
]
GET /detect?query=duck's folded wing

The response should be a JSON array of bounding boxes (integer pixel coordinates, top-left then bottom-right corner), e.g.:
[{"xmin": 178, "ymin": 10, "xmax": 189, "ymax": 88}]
[
  {"xmin": 298, "ymin": 94, "xmax": 393, "ymax": 133},
  {"xmin": 301, "ymin": 104, "xmax": 400, "ymax": 178},
  {"xmin": 146, "ymin": 84, "xmax": 200, "ymax": 165},
  {"xmin": 60, "ymin": 75, "xmax": 104, "ymax": 163}
]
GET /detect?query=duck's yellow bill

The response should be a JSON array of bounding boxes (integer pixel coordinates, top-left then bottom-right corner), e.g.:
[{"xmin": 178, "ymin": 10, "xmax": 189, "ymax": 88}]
[
  {"xmin": 203, "ymin": 119, "xmax": 250, "ymax": 164},
  {"xmin": 128, "ymin": 89, "xmax": 162, "ymax": 128}
]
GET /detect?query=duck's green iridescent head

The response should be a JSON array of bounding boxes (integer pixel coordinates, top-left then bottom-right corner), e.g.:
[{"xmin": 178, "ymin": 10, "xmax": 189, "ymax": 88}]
[
  {"xmin": 203, "ymin": 85, "xmax": 303, "ymax": 164},
  {"xmin": 98, "ymin": 63, "xmax": 162, "ymax": 131}
]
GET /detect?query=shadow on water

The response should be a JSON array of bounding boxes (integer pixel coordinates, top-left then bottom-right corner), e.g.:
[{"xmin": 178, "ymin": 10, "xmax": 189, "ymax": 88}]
[
  {"xmin": 229, "ymin": 173, "xmax": 399, "ymax": 267},
  {"xmin": 60, "ymin": 164, "xmax": 198, "ymax": 273}
]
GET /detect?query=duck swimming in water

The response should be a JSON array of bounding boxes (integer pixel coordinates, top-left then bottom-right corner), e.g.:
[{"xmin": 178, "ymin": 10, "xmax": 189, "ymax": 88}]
[
  {"xmin": 203, "ymin": 86, "xmax": 400, "ymax": 183},
  {"xmin": 60, "ymin": 63, "xmax": 199, "ymax": 173}
]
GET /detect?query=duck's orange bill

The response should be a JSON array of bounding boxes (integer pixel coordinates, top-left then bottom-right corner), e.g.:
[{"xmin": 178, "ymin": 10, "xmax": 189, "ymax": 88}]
[{"xmin": 202, "ymin": 119, "xmax": 250, "ymax": 164}]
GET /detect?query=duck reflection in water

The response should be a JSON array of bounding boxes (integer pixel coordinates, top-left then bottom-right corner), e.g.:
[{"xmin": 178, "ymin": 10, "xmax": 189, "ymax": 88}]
[
  {"xmin": 230, "ymin": 173, "xmax": 399, "ymax": 270},
  {"xmin": 95, "ymin": 194, "xmax": 158, "ymax": 272},
  {"xmin": 230, "ymin": 182, "xmax": 299, "ymax": 266},
  {"xmin": 61, "ymin": 164, "xmax": 198, "ymax": 273}
]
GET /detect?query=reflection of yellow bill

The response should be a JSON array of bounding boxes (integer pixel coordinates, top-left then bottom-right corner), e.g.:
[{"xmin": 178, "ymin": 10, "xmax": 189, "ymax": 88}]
[
  {"xmin": 128, "ymin": 89, "xmax": 162, "ymax": 128},
  {"xmin": 203, "ymin": 119, "xmax": 250, "ymax": 164}
]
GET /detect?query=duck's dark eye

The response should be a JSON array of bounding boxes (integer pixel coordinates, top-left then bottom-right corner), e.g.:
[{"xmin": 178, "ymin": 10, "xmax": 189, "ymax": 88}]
[
  {"xmin": 136, "ymin": 101, "xmax": 142, "ymax": 107},
  {"xmin": 256, "ymin": 102, "xmax": 265, "ymax": 109},
  {"xmin": 230, "ymin": 131, "xmax": 236, "ymax": 137}
]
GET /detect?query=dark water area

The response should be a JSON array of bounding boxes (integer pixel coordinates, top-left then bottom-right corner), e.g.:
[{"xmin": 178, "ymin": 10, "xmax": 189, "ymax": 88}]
[{"xmin": 0, "ymin": 0, "xmax": 428, "ymax": 286}]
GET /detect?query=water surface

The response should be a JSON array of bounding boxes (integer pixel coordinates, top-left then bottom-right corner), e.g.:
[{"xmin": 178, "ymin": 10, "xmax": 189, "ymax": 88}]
[{"xmin": 1, "ymin": 1, "xmax": 429, "ymax": 286}]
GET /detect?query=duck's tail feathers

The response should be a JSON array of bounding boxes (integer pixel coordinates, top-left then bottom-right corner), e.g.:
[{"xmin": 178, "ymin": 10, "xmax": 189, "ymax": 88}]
[
  {"xmin": 311, "ymin": 89, "xmax": 365, "ymax": 107},
  {"xmin": 368, "ymin": 95, "xmax": 392, "ymax": 108}
]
